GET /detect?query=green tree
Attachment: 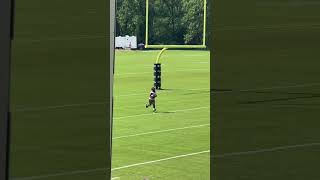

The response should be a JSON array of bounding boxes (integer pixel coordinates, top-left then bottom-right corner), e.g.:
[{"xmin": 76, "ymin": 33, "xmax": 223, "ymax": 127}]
[
  {"xmin": 116, "ymin": 0, "xmax": 210, "ymax": 46},
  {"xmin": 182, "ymin": 0, "xmax": 205, "ymax": 45},
  {"xmin": 116, "ymin": 0, "xmax": 145, "ymax": 43}
]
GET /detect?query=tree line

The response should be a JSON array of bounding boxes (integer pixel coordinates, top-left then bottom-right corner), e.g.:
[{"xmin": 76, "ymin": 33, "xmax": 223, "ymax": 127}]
[{"xmin": 116, "ymin": 0, "xmax": 210, "ymax": 47}]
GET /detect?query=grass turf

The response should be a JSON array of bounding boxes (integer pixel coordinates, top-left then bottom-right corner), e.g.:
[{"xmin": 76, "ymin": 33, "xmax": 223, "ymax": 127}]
[
  {"xmin": 10, "ymin": 0, "xmax": 110, "ymax": 179},
  {"xmin": 213, "ymin": 0, "xmax": 320, "ymax": 179},
  {"xmin": 111, "ymin": 50, "xmax": 210, "ymax": 179},
  {"xmin": 9, "ymin": 0, "xmax": 210, "ymax": 179},
  {"xmin": 10, "ymin": 37, "xmax": 210, "ymax": 180}
]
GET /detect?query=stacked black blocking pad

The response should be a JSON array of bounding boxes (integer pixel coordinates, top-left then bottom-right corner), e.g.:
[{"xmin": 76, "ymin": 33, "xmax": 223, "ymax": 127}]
[{"xmin": 154, "ymin": 63, "xmax": 161, "ymax": 89}]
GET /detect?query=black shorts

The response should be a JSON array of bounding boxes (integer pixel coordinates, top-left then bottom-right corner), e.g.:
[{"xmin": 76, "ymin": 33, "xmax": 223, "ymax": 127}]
[
  {"xmin": 148, "ymin": 99, "xmax": 156, "ymax": 108},
  {"xmin": 149, "ymin": 99, "xmax": 155, "ymax": 104}
]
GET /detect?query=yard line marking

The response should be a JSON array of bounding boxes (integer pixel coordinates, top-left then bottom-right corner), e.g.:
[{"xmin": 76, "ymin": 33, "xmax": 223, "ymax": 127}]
[
  {"xmin": 111, "ymin": 177, "xmax": 120, "ymax": 180},
  {"xmin": 113, "ymin": 124, "xmax": 210, "ymax": 140},
  {"xmin": 13, "ymin": 142, "xmax": 320, "ymax": 180},
  {"xmin": 114, "ymin": 107, "xmax": 209, "ymax": 120},
  {"xmin": 111, "ymin": 150, "xmax": 210, "ymax": 171},
  {"xmin": 13, "ymin": 88, "xmax": 210, "ymax": 112},
  {"xmin": 13, "ymin": 150, "xmax": 209, "ymax": 180},
  {"xmin": 214, "ymin": 142, "xmax": 320, "ymax": 158}
]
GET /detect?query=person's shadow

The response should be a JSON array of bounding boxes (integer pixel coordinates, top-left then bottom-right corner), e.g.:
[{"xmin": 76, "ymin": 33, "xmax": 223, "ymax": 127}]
[{"xmin": 156, "ymin": 111, "xmax": 175, "ymax": 114}]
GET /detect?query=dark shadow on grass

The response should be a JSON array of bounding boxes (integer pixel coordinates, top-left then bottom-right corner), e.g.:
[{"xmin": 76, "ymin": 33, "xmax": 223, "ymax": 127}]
[
  {"xmin": 183, "ymin": 90, "xmax": 211, "ymax": 95},
  {"xmin": 238, "ymin": 91, "xmax": 320, "ymax": 104},
  {"xmin": 156, "ymin": 111, "xmax": 175, "ymax": 114},
  {"xmin": 158, "ymin": 88, "xmax": 175, "ymax": 91},
  {"xmin": 212, "ymin": 88, "xmax": 233, "ymax": 92}
]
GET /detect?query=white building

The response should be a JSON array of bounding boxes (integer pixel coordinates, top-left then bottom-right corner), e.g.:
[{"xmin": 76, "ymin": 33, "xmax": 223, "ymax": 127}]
[{"xmin": 115, "ymin": 35, "xmax": 137, "ymax": 49}]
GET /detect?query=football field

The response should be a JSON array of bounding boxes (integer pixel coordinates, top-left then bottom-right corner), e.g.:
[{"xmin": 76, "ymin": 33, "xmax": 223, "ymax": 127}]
[
  {"xmin": 112, "ymin": 50, "xmax": 210, "ymax": 179},
  {"xmin": 213, "ymin": 0, "xmax": 320, "ymax": 179},
  {"xmin": 8, "ymin": 0, "xmax": 210, "ymax": 179}
]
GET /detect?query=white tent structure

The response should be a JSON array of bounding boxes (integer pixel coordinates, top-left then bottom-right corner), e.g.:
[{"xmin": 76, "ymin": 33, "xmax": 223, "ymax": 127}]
[{"xmin": 115, "ymin": 35, "xmax": 137, "ymax": 49}]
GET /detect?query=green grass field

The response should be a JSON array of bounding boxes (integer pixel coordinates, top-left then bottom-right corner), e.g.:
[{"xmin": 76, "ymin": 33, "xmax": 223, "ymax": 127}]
[
  {"xmin": 111, "ymin": 50, "xmax": 210, "ymax": 179},
  {"xmin": 9, "ymin": 0, "xmax": 210, "ymax": 179},
  {"xmin": 10, "ymin": 0, "xmax": 110, "ymax": 179},
  {"xmin": 8, "ymin": 0, "xmax": 320, "ymax": 179},
  {"xmin": 213, "ymin": 0, "xmax": 320, "ymax": 179},
  {"xmin": 9, "ymin": 50, "xmax": 210, "ymax": 180}
]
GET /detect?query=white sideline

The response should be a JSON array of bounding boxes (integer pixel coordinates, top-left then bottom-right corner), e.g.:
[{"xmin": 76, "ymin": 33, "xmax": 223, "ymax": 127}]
[
  {"xmin": 114, "ymin": 107, "xmax": 209, "ymax": 120},
  {"xmin": 13, "ymin": 142, "xmax": 320, "ymax": 180},
  {"xmin": 12, "ymin": 150, "xmax": 209, "ymax": 180},
  {"xmin": 111, "ymin": 150, "xmax": 210, "ymax": 171},
  {"xmin": 113, "ymin": 124, "xmax": 210, "ymax": 140}
]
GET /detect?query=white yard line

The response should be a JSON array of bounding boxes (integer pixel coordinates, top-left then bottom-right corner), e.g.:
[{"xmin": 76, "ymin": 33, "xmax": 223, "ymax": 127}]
[
  {"xmin": 12, "ymin": 150, "xmax": 209, "ymax": 180},
  {"xmin": 13, "ymin": 141, "xmax": 320, "ymax": 180},
  {"xmin": 111, "ymin": 150, "xmax": 210, "ymax": 171},
  {"xmin": 114, "ymin": 107, "xmax": 209, "ymax": 120},
  {"xmin": 113, "ymin": 124, "xmax": 210, "ymax": 140}
]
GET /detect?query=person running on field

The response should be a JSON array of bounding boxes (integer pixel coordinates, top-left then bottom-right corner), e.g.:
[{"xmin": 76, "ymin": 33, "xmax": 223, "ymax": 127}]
[{"xmin": 146, "ymin": 87, "xmax": 157, "ymax": 112}]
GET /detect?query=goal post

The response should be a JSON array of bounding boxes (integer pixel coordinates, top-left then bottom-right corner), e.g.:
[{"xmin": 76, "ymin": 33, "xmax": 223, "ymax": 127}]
[{"xmin": 144, "ymin": 0, "xmax": 207, "ymax": 89}]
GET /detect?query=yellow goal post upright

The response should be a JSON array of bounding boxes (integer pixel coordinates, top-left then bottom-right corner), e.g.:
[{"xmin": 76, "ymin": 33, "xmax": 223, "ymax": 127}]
[{"xmin": 145, "ymin": 0, "xmax": 207, "ymax": 89}]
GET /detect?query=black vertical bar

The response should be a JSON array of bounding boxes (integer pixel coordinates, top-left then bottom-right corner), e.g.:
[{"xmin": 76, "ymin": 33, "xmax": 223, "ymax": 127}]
[
  {"xmin": 154, "ymin": 63, "xmax": 161, "ymax": 89},
  {"xmin": 10, "ymin": 0, "xmax": 15, "ymax": 40},
  {"xmin": 0, "ymin": 0, "xmax": 13, "ymax": 179}
]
